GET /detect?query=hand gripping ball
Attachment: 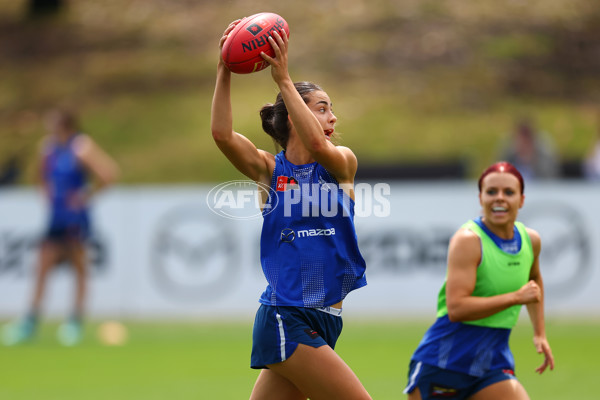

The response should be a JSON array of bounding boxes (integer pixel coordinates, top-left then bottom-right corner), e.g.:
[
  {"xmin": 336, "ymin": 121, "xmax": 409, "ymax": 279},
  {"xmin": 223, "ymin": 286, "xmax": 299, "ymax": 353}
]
[{"xmin": 221, "ymin": 12, "xmax": 290, "ymax": 74}]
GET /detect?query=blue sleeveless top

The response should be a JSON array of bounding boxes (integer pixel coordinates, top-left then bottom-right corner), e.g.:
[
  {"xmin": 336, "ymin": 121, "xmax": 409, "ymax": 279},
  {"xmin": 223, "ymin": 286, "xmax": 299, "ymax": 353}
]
[
  {"xmin": 42, "ymin": 134, "xmax": 90, "ymax": 233},
  {"xmin": 259, "ymin": 151, "xmax": 367, "ymax": 307}
]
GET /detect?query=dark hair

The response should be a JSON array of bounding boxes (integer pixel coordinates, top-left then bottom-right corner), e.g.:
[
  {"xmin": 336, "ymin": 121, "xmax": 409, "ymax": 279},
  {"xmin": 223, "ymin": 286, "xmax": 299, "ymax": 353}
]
[
  {"xmin": 47, "ymin": 108, "xmax": 80, "ymax": 133},
  {"xmin": 478, "ymin": 161, "xmax": 525, "ymax": 194},
  {"xmin": 259, "ymin": 81, "xmax": 323, "ymax": 149}
]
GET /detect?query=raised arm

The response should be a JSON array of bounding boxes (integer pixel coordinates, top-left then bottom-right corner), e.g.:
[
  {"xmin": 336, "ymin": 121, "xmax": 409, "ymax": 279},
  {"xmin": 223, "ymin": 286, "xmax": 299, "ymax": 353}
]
[
  {"xmin": 524, "ymin": 228, "xmax": 555, "ymax": 374},
  {"xmin": 261, "ymin": 30, "xmax": 357, "ymax": 185},
  {"xmin": 445, "ymin": 228, "xmax": 542, "ymax": 322},
  {"xmin": 211, "ymin": 20, "xmax": 274, "ymax": 184}
]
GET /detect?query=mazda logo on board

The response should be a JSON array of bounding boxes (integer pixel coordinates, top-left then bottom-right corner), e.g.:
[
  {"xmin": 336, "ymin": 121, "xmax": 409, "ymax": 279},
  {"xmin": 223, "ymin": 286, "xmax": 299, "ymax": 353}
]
[
  {"xmin": 520, "ymin": 201, "xmax": 592, "ymax": 297},
  {"xmin": 151, "ymin": 204, "xmax": 240, "ymax": 301}
]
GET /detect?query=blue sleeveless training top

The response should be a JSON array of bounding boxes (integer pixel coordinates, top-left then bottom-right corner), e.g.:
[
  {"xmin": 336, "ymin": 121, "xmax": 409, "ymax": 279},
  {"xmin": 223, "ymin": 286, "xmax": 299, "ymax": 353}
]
[
  {"xmin": 259, "ymin": 151, "xmax": 367, "ymax": 307},
  {"xmin": 42, "ymin": 134, "xmax": 90, "ymax": 235}
]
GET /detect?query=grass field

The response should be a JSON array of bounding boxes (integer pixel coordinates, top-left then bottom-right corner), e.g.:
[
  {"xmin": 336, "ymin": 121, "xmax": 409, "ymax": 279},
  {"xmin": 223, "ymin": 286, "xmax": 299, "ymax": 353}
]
[{"xmin": 0, "ymin": 317, "xmax": 596, "ymax": 399}]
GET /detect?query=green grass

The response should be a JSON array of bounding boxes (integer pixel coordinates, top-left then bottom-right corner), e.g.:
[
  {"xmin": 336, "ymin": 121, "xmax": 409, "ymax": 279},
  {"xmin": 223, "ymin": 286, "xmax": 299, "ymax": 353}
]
[{"xmin": 0, "ymin": 318, "xmax": 596, "ymax": 399}]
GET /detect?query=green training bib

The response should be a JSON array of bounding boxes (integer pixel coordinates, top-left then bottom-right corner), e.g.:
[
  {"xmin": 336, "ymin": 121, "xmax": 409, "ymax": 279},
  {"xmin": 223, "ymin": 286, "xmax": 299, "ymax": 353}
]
[{"xmin": 436, "ymin": 220, "xmax": 534, "ymax": 329}]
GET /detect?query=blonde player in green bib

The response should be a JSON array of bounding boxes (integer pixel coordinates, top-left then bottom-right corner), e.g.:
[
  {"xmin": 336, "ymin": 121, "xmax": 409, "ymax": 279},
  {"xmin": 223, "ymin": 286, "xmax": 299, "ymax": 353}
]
[{"xmin": 404, "ymin": 161, "xmax": 554, "ymax": 400}]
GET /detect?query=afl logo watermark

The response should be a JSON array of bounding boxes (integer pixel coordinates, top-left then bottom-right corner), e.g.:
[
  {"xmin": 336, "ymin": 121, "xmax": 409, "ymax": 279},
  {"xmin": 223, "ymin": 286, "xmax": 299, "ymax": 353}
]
[
  {"xmin": 280, "ymin": 228, "xmax": 295, "ymax": 242},
  {"xmin": 206, "ymin": 180, "xmax": 278, "ymax": 220},
  {"xmin": 151, "ymin": 205, "xmax": 239, "ymax": 301}
]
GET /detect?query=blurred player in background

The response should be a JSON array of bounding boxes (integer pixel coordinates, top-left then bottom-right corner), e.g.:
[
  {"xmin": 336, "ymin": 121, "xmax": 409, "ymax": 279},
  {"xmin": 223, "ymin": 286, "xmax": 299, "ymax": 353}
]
[
  {"xmin": 498, "ymin": 117, "xmax": 560, "ymax": 180},
  {"xmin": 2, "ymin": 108, "xmax": 119, "ymax": 346},
  {"xmin": 404, "ymin": 161, "xmax": 554, "ymax": 400},
  {"xmin": 211, "ymin": 21, "xmax": 371, "ymax": 400}
]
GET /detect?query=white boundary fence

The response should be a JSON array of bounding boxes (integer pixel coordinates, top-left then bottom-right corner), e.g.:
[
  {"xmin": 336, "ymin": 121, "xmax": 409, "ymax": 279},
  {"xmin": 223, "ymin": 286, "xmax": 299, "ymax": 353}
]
[{"xmin": 0, "ymin": 181, "xmax": 598, "ymax": 319}]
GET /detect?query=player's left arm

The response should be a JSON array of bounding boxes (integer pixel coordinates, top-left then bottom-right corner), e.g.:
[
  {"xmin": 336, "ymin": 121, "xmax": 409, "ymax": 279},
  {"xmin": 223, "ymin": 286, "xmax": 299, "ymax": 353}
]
[
  {"xmin": 525, "ymin": 227, "xmax": 555, "ymax": 374},
  {"xmin": 73, "ymin": 134, "xmax": 120, "ymax": 197},
  {"xmin": 262, "ymin": 30, "xmax": 357, "ymax": 188}
]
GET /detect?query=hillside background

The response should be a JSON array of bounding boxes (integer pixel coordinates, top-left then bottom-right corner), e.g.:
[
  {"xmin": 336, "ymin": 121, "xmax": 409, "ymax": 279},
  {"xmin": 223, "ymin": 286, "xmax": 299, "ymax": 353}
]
[{"xmin": 1, "ymin": 0, "xmax": 599, "ymax": 183}]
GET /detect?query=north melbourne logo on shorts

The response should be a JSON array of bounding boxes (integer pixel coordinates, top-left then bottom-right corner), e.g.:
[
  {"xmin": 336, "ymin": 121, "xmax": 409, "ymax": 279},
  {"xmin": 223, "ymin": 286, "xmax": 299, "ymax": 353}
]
[
  {"xmin": 304, "ymin": 328, "xmax": 320, "ymax": 340},
  {"xmin": 429, "ymin": 384, "xmax": 459, "ymax": 398}
]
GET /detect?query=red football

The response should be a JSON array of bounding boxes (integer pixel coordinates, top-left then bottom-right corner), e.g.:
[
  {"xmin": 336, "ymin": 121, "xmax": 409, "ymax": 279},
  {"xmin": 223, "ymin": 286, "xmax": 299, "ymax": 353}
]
[{"xmin": 221, "ymin": 13, "xmax": 290, "ymax": 74}]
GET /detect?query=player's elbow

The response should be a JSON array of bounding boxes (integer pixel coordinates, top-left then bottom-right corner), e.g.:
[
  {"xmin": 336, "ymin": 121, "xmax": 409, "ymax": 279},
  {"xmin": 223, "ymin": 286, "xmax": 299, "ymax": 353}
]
[
  {"xmin": 446, "ymin": 303, "xmax": 467, "ymax": 323},
  {"xmin": 211, "ymin": 128, "xmax": 224, "ymax": 142},
  {"xmin": 99, "ymin": 164, "xmax": 120, "ymax": 187},
  {"xmin": 211, "ymin": 128, "xmax": 231, "ymax": 144},
  {"xmin": 306, "ymin": 139, "xmax": 328, "ymax": 158},
  {"xmin": 106, "ymin": 165, "xmax": 120, "ymax": 184},
  {"xmin": 447, "ymin": 311, "xmax": 462, "ymax": 323}
]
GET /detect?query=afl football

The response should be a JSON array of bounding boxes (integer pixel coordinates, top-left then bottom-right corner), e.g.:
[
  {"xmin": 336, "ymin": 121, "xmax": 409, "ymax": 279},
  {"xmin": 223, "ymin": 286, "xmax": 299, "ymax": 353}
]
[{"xmin": 221, "ymin": 12, "xmax": 290, "ymax": 74}]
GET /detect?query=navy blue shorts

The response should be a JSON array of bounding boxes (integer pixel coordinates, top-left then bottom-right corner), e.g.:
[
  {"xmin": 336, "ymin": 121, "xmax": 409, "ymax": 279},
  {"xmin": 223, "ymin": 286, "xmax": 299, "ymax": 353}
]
[
  {"xmin": 250, "ymin": 304, "xmax": 343, "ymax": 369},
  {"xmin": 45, "ymin": 223, "xmax": 90, "ymax": 243},
  {"xmin": 403, "ymin": 360, "xmax": 517, "ymax": 399}
]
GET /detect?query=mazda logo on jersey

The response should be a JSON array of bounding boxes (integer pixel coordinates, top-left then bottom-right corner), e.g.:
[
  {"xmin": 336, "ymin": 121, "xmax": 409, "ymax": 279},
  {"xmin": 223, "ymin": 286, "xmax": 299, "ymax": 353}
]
[
  {"xmin": 280, "ymin": 228, "xmax": 295, "ymax": 242},
  {"xmin": 280, "ymin": 228, "xmax": 336, "ymax": 242}
]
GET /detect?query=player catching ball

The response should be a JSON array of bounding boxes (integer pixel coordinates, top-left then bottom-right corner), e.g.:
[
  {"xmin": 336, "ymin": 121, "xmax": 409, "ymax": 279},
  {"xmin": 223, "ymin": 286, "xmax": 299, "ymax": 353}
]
[
  {"xmin": 211, "ymin": 19, "xmax": 371, "ymax": 400},
  {"xmin": 404, "ymin": 161, "xmax": 554, "ymax": 400}
]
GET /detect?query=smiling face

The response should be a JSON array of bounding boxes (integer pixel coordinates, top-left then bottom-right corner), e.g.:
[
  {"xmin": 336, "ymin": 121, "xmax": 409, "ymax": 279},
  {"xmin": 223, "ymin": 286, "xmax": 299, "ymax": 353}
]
[
  {"xmin": 305, "ymin": 90, "xmax": 337, "ymax": 140},
  {"xmin": 479, "ymin": 171, "xmax": 525, "ymax": 232}
]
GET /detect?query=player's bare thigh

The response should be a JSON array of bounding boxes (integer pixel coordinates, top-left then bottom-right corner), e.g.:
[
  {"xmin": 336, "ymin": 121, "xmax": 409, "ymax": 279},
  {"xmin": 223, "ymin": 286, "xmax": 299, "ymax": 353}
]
[
  {"xmin": 267, "ymin": 343, "xmax": 371, "ymax": 400},
  {"xmin": 407, "ymin": 386, "xmax": 422, "ymax": 400},
  {"xmin": 406, "ymin": 380, "xmax": 528, "ymax": 400},
  {"xmin": 250, "ymin": 369, "xmax": 306, "ymax": 400},
  {"xmin": 469, "ymin": 379, "xmax": 530, "ymax": 400}
]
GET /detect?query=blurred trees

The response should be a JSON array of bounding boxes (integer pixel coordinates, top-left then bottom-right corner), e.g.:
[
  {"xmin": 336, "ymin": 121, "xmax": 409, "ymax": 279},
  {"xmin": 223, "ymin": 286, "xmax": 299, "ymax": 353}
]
[
  {"xmin": 27, "ymin": 0, "xmax": 64, "ymax": 19},
  {"xmin": 0, "ymin": 0, "xmax": 598, "ymax": 182}
]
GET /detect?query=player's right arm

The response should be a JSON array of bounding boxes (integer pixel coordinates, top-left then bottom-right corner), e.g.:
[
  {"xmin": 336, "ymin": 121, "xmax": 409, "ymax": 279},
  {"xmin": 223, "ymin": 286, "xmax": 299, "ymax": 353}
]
[
  {"xmin": 524, "ymin": 228, "xmax": 554, "ymax": 373},
  {"xmin": 445, "ymin": 228, "xmax": 541, "ymax": 322},
  {"xmin": 211, "ymin": 20, "xmax": 274, "ymax": 184}
]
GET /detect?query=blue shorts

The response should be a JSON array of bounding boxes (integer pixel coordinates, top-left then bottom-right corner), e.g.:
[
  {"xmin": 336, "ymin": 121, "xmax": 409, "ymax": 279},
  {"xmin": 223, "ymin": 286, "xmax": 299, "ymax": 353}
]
[
  {"xmin": 404, "ymin": 360, "xmax": 517, "ymax": 399},
  {"xmin": 45, "ymin": 215, "xmax": 90, "ymax": 242},
  {"xmin": 250, "ymin": 304, "xmax": 343, "ymax": 369},
  {"xmin": 45, "ymin": 224, "xmax": 90, "ymax": 242}
]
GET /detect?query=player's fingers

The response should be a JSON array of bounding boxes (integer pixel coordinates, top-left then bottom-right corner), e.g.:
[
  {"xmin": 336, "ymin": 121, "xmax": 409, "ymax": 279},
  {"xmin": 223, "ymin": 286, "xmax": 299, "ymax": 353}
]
[
  {"xmin": 260, "ymin": 51, "xmax": 275, "ymax": 65},
  {"xmin": 276, "ymin": 30, "xmax": 288, "ymax": 52},
  {"xmin": 225, "ymin": 19, "xmax": 241, "ymax": 34},
  {"xmin": 535, "ymin": 363, "xmax": 546, "ymax": 374},
  {"xmin": 538, "ymin": 357, "xmax": 550, "ymax": 373},
  {"xmin": 267, "ymin": 35, "xmax": 282, "ymax": 58},
  {"xmin": 545, "ymin": 347, "xmax": 555, "ymax": 370},
  {"xmin": 535, "ymin": 343, "xmax": 543, "ymax": 353},
  {"xmin": 272, "ymin": 30, "xmax": 285, "ymax": 46},
  {"xmin": 220, "ymin": 19, "xmax": 242, "ymax": 49}
]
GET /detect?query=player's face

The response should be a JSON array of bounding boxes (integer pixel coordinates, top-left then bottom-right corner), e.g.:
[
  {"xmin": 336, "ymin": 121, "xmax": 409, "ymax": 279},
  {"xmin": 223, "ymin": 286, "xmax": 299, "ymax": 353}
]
[
  {"xmin": 44, "ymin": 111, "xmax": 71, "ymax": 138},
  {"xmin": 479, "ymin": 172, "xmax": 524, "ymax": 227},
  {"xmin": 44, "ymin": 112, "xmax": 62, "ymax": 136},
  {"xmin": 306, "ymin": 91, "xmax": 337, "ymax": 141}
]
